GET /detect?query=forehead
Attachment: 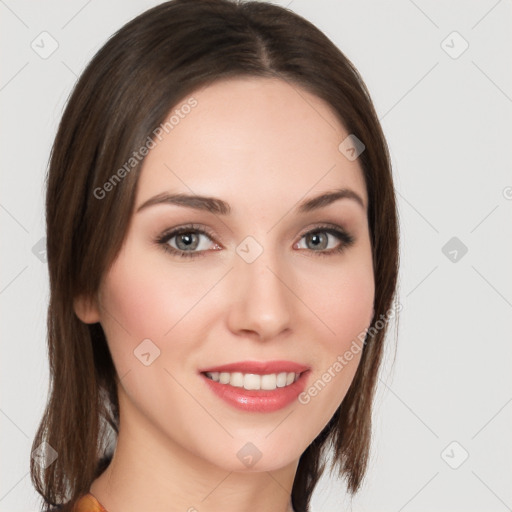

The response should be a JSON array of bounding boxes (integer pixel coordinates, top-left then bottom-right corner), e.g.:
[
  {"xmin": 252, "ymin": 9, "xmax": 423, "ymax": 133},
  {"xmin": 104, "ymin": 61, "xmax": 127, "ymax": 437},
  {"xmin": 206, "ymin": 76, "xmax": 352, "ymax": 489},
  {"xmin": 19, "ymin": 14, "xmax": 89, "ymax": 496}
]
[{"xmin": 136, "ymin": 77, "xmax": 367, "ymax": 211}]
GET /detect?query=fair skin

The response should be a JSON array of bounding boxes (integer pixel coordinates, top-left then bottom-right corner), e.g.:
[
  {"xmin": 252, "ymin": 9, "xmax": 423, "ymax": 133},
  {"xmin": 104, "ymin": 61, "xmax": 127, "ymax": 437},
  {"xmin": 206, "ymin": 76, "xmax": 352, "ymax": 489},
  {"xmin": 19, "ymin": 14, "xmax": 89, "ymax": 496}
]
[{"xmin": 76, "ymin": 77, "xmax": 375, "ymax": 512}]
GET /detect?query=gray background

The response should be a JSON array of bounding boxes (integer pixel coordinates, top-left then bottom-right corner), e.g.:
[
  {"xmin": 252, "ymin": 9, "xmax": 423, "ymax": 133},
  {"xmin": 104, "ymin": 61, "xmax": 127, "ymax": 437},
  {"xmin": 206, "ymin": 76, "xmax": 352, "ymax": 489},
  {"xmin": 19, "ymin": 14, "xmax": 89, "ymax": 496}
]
[{"xmin": 1, "ymin": 0, "xmax": 511, "ymax": 511}]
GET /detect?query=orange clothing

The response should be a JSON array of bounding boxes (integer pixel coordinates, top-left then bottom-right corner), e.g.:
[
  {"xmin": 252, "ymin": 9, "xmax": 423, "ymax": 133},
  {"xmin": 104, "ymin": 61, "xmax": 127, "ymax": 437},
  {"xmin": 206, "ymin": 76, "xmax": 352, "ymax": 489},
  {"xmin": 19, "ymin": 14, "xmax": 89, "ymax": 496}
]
[{"xmin": 72, "ymin": 493, "xmax": 108, "ymax": 512}]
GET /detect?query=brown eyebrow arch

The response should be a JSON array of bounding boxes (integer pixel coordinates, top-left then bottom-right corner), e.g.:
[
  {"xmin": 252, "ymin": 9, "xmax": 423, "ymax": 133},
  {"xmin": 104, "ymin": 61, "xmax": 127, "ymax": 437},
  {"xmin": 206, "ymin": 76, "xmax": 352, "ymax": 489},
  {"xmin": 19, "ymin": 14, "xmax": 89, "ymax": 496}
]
[
  {"xmin": 136, "ymin": 188, "xmax": 366, "ymax": 215},
  {"xmin": 298, "ymin": 188, "xmax": 365, "ymax": 212}
]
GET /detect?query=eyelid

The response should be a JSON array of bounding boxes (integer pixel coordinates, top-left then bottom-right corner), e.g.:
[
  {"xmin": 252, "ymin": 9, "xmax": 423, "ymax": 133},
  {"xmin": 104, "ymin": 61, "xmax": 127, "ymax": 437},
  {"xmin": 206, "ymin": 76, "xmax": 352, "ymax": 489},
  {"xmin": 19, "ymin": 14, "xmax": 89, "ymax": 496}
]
[
  {"xmin": 296, "ymin": 221, "xmax": 349, "ymax": 238},
  {"xmin": 157, "ymin": 223, "xmax": 217, "ymax": 242}
]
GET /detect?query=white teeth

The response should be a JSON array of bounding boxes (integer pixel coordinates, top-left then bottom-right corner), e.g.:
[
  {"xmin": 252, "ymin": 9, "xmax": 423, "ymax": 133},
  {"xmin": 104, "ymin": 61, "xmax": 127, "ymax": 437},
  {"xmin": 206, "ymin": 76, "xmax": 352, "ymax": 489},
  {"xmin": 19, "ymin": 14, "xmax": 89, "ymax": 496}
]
[
  {"xmin": 204, "ymin": 371, "xmax": 300, "ymax": 390},
  {"xmin": 276, "ymin": 372, "xmax": 287, "ymax": 387},
  {"xmin": 261, "ymin": 373, "xmax": 277, "ymax": 390},
  {"xmin": 230, "ymin": 372, "xmax": 244, "ymax": 388}
]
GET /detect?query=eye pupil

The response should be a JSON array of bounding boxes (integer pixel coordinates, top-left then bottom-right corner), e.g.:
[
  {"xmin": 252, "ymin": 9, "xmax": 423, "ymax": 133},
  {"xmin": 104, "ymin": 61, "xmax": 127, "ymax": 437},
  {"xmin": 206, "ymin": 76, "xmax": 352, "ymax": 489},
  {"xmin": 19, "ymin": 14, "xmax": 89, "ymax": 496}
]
[
  {"xmin": 176, "ymin": 233, "xmax": 199, "ymax": 250},
  {"xmin": 306, "ymin": 232, "xmax": 327, "ymax": 250}
]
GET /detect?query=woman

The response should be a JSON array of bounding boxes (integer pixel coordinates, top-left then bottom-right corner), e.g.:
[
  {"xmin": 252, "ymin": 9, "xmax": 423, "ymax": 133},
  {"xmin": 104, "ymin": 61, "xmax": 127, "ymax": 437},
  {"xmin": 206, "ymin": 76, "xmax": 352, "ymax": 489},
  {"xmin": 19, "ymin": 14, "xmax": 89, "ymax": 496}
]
[{"xmin": 31, "ymin": 1, "xmax": 399, "ymax": 511}]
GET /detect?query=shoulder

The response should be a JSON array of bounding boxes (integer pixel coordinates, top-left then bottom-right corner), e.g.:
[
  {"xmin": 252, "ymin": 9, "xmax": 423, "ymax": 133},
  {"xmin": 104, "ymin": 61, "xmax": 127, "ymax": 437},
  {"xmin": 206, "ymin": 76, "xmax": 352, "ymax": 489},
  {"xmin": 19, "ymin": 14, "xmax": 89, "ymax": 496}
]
[
  {"xmin": 42, "ymin": 493, "xmax": 105, "ymax": 512},
  {"xmin": 70, "ymin": 493, "xmax": 108, "ymax": 512}
]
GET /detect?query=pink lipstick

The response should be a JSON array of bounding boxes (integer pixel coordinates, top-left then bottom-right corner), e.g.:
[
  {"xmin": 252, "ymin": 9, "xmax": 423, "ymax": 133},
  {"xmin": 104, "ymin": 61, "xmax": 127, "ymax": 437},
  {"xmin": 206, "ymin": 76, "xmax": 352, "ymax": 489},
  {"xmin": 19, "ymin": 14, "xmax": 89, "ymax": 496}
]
[{"xmin": 198, "ymin": 360, "xmax": 311, "ymax": 413}]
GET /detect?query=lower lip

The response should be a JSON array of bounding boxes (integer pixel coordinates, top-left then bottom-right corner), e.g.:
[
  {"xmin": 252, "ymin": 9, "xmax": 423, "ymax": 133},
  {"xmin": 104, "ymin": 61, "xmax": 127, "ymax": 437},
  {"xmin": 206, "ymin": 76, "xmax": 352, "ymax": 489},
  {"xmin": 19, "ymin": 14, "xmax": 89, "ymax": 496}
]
[{"xmin": 200, "ymin": 371, "xmax": 310, "ymax": 413}]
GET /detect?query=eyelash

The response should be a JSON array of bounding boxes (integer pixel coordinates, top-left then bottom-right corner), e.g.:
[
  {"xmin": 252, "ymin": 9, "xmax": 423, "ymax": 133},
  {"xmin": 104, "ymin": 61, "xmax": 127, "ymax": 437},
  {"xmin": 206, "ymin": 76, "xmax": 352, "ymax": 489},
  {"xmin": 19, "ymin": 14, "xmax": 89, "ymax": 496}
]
[{"xmin": 154, "ymin": 223, "xmax": 355, "ymax": 259}]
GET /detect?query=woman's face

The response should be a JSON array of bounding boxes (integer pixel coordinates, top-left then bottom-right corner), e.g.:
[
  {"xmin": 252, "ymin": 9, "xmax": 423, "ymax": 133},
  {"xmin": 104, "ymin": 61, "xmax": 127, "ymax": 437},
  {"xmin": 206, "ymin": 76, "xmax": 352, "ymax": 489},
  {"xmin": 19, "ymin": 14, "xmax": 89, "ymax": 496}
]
[{"xmin": 78, "ymin": 77, "xmax": 374, "ymax": 473}]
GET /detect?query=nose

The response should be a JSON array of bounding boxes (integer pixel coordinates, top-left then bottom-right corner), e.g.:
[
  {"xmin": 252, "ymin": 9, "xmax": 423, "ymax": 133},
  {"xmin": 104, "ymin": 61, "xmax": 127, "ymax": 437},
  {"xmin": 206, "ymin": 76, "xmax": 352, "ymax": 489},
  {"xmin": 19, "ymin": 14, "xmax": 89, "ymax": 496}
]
[{"xmin": 225, "ymin": 247, "xmax": 293, "ymax": 341}]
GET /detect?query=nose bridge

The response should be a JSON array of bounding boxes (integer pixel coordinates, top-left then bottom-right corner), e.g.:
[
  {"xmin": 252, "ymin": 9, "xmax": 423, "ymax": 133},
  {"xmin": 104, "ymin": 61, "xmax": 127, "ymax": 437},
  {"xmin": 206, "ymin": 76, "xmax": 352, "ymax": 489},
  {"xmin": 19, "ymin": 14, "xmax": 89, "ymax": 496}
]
[{"xmin": 226, "ymin": 235, "xmax": 293, "ymax": 339}]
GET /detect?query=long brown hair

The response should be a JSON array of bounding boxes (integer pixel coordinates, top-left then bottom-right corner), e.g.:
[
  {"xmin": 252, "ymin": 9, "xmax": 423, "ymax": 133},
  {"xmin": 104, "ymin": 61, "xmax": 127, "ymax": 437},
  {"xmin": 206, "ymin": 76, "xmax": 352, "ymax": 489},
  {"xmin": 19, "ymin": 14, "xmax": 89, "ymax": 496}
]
[{"xmin": 31, "ymin": 1, "xmax": 399, "ymax": 510}]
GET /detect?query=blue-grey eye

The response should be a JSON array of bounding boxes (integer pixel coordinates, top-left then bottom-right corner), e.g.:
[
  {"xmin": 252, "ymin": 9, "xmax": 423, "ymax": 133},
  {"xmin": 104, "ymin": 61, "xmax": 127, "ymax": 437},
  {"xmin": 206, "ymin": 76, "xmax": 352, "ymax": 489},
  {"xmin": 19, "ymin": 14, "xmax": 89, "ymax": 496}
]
[{"xmin": 169, "ymin": 231, "xmax": 212, "ymax": 252}]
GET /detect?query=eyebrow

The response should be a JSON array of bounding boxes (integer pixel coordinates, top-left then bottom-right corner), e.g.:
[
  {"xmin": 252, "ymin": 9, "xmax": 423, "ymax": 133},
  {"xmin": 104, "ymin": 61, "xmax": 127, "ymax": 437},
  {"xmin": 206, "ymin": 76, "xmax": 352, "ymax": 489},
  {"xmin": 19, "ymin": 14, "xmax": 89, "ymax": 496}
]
[{"xmin": 136, "ymin": 188, "xmax": 366, "ymax": 215}]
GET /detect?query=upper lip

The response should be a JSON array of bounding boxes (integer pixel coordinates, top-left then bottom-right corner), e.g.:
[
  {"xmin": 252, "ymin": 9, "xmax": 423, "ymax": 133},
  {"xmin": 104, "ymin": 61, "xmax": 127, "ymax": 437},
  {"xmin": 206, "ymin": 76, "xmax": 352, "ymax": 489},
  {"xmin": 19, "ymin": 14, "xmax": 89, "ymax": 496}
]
[{"xmin": 199, "ymin": 360, "xmax": 310, "ymax": 375}]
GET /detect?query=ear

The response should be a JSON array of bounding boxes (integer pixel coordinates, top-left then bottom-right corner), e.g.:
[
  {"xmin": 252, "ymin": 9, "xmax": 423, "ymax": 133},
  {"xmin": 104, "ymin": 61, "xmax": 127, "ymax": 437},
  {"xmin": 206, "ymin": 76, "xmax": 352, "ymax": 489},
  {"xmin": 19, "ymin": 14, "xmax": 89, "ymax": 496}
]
[{"xmin": 73, "ymin": 293, "xmax": 101, "ymax": 324}]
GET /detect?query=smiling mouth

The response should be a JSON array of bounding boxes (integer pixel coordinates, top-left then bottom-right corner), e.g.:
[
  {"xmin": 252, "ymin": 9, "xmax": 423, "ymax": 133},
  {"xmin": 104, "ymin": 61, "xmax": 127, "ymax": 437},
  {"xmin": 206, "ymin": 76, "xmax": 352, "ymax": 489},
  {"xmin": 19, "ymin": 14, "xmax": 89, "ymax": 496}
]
[
  {"xmin": 199, "ymin": 369, "xmax": 311, "ymax": 412},
  {"xmin": 201, "ymin": 370, "xmax": 306, "ymax": 391}
]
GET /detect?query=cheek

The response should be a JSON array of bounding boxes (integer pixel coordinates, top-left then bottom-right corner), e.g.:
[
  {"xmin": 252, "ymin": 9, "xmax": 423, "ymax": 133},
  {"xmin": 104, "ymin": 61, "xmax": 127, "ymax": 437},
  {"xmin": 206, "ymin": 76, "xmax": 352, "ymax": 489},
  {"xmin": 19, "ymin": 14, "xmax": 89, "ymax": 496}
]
[
  {"xmin": 333, "ymin": 274, "xmax": 374, "ymax": 341},
  {"xmin": 97, "ymin": 245, "xmax": 224, "ymax": 378},
  {"xmin": 298, "ymin": 248, "xmax": 374, "ymax": 380},
  {"xmin": 99, "ymin": 247, "xmax": 205, "ymax": 340},
  {"xmin": 100, "ymin": 262, "xmax": 165, "ymax": 341},
  {"xmin": 295, "ymin": 259, "xmax": 374, "ymax": 432},
  {"xmin": 312, "ymin": 275, "xmax": 374, "ymax": 390},
  {"xmin": 301, "ymin": 255, "xmax": 375, "ymax": 351}
]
